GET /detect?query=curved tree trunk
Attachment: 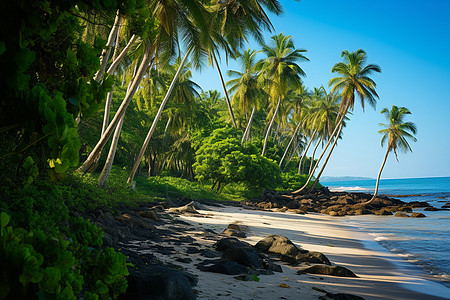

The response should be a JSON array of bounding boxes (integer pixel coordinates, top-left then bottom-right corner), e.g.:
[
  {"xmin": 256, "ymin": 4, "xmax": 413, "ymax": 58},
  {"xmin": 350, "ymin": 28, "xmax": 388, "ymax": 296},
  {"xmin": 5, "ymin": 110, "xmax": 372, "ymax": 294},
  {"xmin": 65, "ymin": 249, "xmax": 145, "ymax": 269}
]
[
  {"xmin": 292, "ymin": 110, "xmax": 347, "ymax": 194},
  {"xmin": 241, "ymin": 105, "xmax": 256, "ymax": 144},
  {"xmin": 106, "ymin": 35, "xmax": 137, "ymax": 75},
  {"xmin": 94, "ymin": 11, "xmax": 121, "ymax": 83},
  {"xmin": 127, "ymin": 49, "xmax": 191, "ymax": 184},
  {"xmin": 298, "ymin": 130, "xmax": 317, "ymax": 174},
  {"xmin": 308, "ymin": 137, "xmax": 322, "ymax": 176},
  {"xmin": 77, "ymin": 44, "xmax": 153, "ymax": 174},
  {"xmin": 262, "ymin": 96, "xmax": 281, "ymax": 157},
  {"xmin": 366, "ymin": 147, "xmax": 390, "ymax": 204},
  {"xmin": 308, "ymin": 123, "xmax": 344, "ymax": 192},
  {"xmin": 212, "ymin": 52, "xmax": 237, "ymax": 128},
  {"xmin": 279, "ymin": 122, "xmax": 301, "ymax": 167}
]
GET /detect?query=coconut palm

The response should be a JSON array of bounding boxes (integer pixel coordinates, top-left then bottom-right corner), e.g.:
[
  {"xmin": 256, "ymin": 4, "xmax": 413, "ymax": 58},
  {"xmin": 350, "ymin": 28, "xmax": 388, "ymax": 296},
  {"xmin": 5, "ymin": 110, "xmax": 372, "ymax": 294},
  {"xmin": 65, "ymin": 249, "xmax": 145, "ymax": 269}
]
[
  {"xmin": 256, "ymin": 33, "xmax": 308, "ymax": 157},
  {"xmin": 367, "ymin": 106, "xmax": 417, "ymax": 203},
  {"xmin": 293, "ymin": 49, "xmax": 380, "ymax": 194},
  {"xmin": 226, "ymin": 49, "xmax": 264, "ymax": 142},
  {"xmin": 77, "ymin": 0, "xmax": 210, "ymax": 174}
]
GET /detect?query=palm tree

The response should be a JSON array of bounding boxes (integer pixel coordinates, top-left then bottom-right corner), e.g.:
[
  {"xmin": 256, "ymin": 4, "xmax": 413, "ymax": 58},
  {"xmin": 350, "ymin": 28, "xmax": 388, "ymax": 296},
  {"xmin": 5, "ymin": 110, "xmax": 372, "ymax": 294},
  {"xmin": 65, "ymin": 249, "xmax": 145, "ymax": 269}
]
[
  {"xmin": 226, "ymin": 49, "xmax": 264, "ymax": 143},
  {"xmin": 367, "ymin": 105, "xmax": 417, "ymax": 203},
  {"xmin": 293, "ymin": 49, "xmax": 380, "ymax": 194},
  {"xmin": 256, "ymin": 33, "xmax": 308, "ymax": 157}
]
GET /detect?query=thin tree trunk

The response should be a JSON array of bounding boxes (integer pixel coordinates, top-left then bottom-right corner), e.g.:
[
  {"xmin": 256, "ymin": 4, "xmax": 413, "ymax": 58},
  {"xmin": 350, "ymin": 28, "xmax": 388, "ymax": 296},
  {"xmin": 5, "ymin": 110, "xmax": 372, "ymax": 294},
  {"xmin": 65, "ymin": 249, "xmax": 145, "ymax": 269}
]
[
  {"xmin": 298, "ymin": 130, "xmax": 317, "ymax": 174},
  {"xmin": 101, "ymin": 26, "xmax": 122, "ymax": 136},
  {"xmin": 309, "ymin": 137, "xmax": 322, "ymax": 176},
  {"xmin": 94, "ymin": 11, "xmax": 121, "ymax": 83},
  {"xmin": 98, "ymin": 116, "xmax": 124, "ymax": 187},
  {"xmin": 292, "ymin": 110, "xmax": 347, "ymax": 194},
  {"xmin": 212, "ymin": 52, "xmax": 237, "ymax": 128},
  {"xmin": 279, "ymin": 122, "xmax": 301, "ymax": 167},
  {"xmin": 262, "ymin": 96, "xmax": 281, "ymax": 157},
  {"xmin": 241, "ymin": 106, "xmax": 256, "ymax": 144},
  {"xmin": 308, "ymin": 123, "xmax": 344, "ymax": 192},
  {"xmin": 127, "ymin": 49, "xmax": 191, "ymax": 184},
  {"xmin": 366, "ymin": 147, "xmax": 390, "ymax": 203},
  {"xmin": 77, "ymin": 44, "xmax": 153, "ymax": 174},
  {"xmin": 106, "ymin": 35, "xmax": 137, "ymax": 75}
]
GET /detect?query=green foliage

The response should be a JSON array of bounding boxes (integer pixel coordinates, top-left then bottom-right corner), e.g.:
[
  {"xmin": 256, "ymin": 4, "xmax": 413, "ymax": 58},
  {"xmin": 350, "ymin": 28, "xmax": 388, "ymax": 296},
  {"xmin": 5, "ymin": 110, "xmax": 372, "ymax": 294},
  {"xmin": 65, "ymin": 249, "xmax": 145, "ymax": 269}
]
[
  {"xmin": 278, "ymin": 172, "xmax": 321, "ymax": 191},
  {"xmin": 0, "ymin": 212, "xmax": 129, "ymax": 300},
  {"xmin": 193, "ymin": 127, "xmax": 282, "ymax": 192}
]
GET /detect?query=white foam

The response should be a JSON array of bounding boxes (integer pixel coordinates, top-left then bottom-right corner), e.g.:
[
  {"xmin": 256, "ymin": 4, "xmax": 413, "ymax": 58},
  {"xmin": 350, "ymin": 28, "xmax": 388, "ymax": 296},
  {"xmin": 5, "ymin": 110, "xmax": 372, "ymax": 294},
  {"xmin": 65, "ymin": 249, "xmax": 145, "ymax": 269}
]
[{"xmin": 329, "ymin": 186, "xmax": 371, "ymax": 192}]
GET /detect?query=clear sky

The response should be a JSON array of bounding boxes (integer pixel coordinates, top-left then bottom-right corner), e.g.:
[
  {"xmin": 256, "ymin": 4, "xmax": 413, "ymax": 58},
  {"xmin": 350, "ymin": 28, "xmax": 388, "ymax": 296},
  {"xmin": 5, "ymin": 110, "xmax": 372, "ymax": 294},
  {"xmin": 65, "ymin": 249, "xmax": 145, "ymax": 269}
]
[{"xmin": 191, "ymin": 0, "xmax": 450, "ymax": 179}]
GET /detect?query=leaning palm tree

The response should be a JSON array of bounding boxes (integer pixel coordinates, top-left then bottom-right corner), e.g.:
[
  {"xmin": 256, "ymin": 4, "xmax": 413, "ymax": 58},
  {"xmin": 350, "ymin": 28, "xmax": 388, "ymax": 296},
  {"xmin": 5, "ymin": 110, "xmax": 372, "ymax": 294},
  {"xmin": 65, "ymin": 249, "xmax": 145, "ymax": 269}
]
[
  {"xmin": 256, "ymin": 33, "xmax": 308, "ymax": 157},
  {"xmin": 367, "ymin": 105, "xmax": 417, "ymax": 203},
  {"xmin": 293, "ymin": 49, "xmax": 380, "ymax": 194}
]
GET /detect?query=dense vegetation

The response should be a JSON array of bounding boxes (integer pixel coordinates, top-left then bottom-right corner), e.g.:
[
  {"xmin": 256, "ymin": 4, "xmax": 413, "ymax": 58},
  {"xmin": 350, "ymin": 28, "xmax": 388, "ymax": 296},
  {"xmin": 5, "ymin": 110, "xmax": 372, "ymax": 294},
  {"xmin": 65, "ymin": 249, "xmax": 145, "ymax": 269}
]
[{"xmin": 0, "ymin": 0, "xmax": 388, "ymax": 299}]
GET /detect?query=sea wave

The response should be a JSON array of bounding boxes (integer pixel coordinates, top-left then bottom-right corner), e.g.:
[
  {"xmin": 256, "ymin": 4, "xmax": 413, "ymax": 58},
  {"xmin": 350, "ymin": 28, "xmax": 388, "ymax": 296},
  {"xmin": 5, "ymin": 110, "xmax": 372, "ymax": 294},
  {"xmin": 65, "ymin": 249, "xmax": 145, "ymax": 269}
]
[{"xmin": 329, "ymin": 186, "xmax": 371, "ymax": 192}]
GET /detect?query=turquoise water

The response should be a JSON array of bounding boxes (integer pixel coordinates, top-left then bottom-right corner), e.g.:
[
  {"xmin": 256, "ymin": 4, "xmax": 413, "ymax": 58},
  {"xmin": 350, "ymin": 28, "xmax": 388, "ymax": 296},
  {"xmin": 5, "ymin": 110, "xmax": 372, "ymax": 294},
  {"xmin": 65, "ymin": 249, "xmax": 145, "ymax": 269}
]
[{"xmin": 324, "ymin": 177, "xmax": 450, "ymax": 287}]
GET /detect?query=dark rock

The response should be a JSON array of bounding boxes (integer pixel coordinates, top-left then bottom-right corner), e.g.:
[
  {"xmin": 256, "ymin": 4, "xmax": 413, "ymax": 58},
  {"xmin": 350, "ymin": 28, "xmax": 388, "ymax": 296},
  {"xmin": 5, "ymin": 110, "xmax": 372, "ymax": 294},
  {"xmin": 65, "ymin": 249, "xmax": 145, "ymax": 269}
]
[
  {"xmin": 223, "ymin": 247, "xmax": 263, "ymax": 269},
  {"xmin": 199, "ymin": 249, "xmax": 221, "ymax": 258},
  {"xmin": 254, "ymin": 235, "xmax": 302, "ymax": 257},
  {"xmin": 286, "ymin": 200, "xmax": 300, "ymax": 209},
  {"xmin": 321, "ymin": 292, "xmax": 366, "ymax": 300},
  {"xmin": 397, "ymin": 206, "xmax": 413, "ymax": 213},
  {"xmin": 394, "ymin": 212, "xmax": 410, "ymax": 218},
  {"xmin": 223, "ymin": 223, "xmax": 246, "ymax": 238},
  {"xmin": 410, "ymin": 212, "xmax": 426, "ymax": 218},
  {"xmin": 215, "ymin": 237, "xmax": 250, "ymax": 251},
  {"xmin": 175, "ymin": 257, "xmax": 193, "ymax": 263},
  {"xmin": 295, "ymin": 251, "xmax": 331, "ymax": 265},
  {"xmin": 168, "ymin": 202, "xmax": 199, "ymax": 214},
  {"xmin": 261, "ymin": 256, "xmax": 283, "ymax": 273},
  {"xmin": 408, "ymin": 201, "xmax": 430, "ymax": 208},
  {"xmin": 123, "ymin": 265, "xmax": 197, "ymax": 300},
  {"xmin": 186, "ymin": 246, "xmax": 202, "ymax": 254},
  {"xmin": 234, "ymin": 274, "xmax": 255, "ymax": 281},
  {"xmin": 424, "ymin": 207, "xmax": 441, "ymax": 211},
  {"xmin": 138, "ymin": 210, "xmax": 158, "ymax": 221},
  {"xmin": 197, "ymin": 260, "xmax": 248, "ymax": 275},
  {"xmin": 441, "ymin": 202, "xmax": 450, "ymax": 209},
  {"xmin": 375, "ymin": 209, "xmax": 393, "ymax": 216},
  {"xmin": 298, "ymin": 264, "xmax": 357, "ymax": 277}
]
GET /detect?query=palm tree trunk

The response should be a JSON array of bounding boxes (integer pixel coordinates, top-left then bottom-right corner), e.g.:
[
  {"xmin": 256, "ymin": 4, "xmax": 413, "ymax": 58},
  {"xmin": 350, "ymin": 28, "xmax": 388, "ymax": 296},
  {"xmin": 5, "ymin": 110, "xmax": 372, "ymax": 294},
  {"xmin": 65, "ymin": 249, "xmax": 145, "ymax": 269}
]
[
  {"xmin": 101, "ymin": 27, "xmax": 122, "ymax": 136},
  {"xmin": 212, "ymin": 52, "xmax": 237, "ymax": 128},
  {"xmin": 262, "ymin": 96, "xmax": 281, "ymax": 157},
  {"xmin": 106, "ymin": 35, "xmax": 137, "ymax": 75},
  {"xmin": 98, "ymin": 115, "xmax": 124, "ymax": 188},
  {"xmin": 308, "ymin": 137, "xmax": 322, "ymax": 176},
  {"xmin": 94, "ymin": 11, "xmax": 121, "ymax": 83},
  {"xmin": 77, "ymin": 44, "xmax": 153, "ymax": 174},
  {"xmin": 292, "ymin": 110, "xmax": 347, "ymax": 194},
  {"xmin": 241, "ymin": 106, "xmax": 256, "ymax": 144},
  {"xmin": 308, "ymin": 123, "xmax": 344, "ymax": 192},
  {"xmin": 366, "ymin": 147, "xmax": 390, "ymax": 203},
  {"xmin": 279, "ymin": 122, "xmax": 301, "ymax": 167},
  {"xmin": 127, "ymin": 49, "xmax": 191, "ymax": 184},
  {"xmin": 298, "ymin": 130, "xmax": 317, "ymax": 174}
]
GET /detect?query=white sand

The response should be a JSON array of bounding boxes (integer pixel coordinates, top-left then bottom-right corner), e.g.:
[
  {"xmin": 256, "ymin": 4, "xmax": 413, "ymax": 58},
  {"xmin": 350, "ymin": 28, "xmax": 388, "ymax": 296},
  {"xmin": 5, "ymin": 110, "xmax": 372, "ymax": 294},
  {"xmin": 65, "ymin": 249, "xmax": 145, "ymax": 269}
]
[{"xmin": 174, "ymin": 205, "xmax": 450, "ymax": 300}]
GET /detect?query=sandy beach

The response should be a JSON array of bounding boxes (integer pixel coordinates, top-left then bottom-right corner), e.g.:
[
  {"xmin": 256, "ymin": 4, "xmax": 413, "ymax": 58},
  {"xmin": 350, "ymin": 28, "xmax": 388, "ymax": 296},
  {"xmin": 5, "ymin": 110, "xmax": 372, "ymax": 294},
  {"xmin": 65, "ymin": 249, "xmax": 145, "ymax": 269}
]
[{"xmin": 167, "ymin": 205, "xmax": 450, "ymax": 300}]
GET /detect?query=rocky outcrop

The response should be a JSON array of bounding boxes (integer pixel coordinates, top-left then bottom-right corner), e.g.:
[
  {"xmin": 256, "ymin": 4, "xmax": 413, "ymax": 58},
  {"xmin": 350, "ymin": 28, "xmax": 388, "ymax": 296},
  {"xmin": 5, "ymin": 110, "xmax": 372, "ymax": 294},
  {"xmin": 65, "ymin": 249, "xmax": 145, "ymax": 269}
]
[
  {"xmin": 223, "ymin": 223, "xmax": 246, "ymax": 238},
  {"xmin": 298, "ymin": 265, "xmax": 357, "ymax": 277}
]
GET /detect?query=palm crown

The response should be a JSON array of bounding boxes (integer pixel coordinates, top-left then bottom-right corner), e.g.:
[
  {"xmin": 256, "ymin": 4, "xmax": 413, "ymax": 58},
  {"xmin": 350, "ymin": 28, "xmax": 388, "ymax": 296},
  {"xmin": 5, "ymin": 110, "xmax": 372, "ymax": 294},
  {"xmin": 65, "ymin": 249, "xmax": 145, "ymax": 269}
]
[{"xmin": 379, "ymin": 105, "xmax": 417, "ymax": 160}]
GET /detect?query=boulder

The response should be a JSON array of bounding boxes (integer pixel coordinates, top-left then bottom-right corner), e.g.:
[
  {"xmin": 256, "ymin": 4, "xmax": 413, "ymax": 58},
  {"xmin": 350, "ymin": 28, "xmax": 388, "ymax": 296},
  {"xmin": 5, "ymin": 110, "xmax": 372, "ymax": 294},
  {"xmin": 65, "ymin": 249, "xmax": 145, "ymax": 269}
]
[
  {"xmin": 298, "ymin": 264, "xmax": 357, "ymax": 277},
  {"xmin": 215, "ymin": 237, "xmax": 249, "ymax": 251},
  {"xmin": 223, "ymin": 223, "xmax": 246, "ymax": 238},
  {"xmin": 295, "ymin": 251, "xmax": 331, "ymax": 265},
  {"xmin": 197, "ymin": 260, "xmax": 248, "ymax": 275},
  {"xmin": 138, "ymin": 210, "xmax": 158, "ymax": 221},
  {"xmin": 394, "ymin": 212, "xmax": 410, "ymax": 218},
  {"xmin": 223, "ymin": 247, "xmax": 263, "ymax": 269},
  {"xmin": 410, "ymin": 212, "xmax": 426, "ymax": 218},
  {"xmin": 441, "ymin": 202, "xmax": 450, "ymax": 209},
  {"xmin": 123, "ymin": 265, "xmax": 197, "ymax": 300},
  {"xmin": 374, "ymin": 209, "xmax": 393, "ymax": 216},
  {"xmin": 319, "ymin": 292, "xmax": 366, "ymax": 300},
  {"xmin": 167, "ymin": 202, "xmax": 199, "ymax": 214},
  {"xmin": 254, "ymin": 235, "xmax": 302, "ymax": 257}
]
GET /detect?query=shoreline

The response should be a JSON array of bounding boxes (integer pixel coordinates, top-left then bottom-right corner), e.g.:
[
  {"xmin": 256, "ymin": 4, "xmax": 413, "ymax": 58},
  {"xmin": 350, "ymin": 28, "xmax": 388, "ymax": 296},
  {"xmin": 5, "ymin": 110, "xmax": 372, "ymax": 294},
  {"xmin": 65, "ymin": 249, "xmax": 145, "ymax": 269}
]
[{"xmin": 179, "ymin": 205, "xmax": 450, "ymax": 300}]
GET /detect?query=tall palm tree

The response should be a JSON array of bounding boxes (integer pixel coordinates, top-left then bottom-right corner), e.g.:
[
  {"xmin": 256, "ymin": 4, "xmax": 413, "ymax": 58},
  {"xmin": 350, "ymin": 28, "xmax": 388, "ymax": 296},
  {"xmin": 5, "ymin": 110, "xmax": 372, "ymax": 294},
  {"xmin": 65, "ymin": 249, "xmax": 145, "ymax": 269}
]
[
  {"xmin": 293, "ymin": 49, "xmax": 380, "ymax": 194},
  {"xmin": 256, "ymin": 33, "xmax": 308, "ymax": 157},
  {"xmin": 207, "ymin": 0, "xmax": 283, "ymax": 128},
  {"xmin": 367, "ymin": 105, "xmax": 417, "ymax": 203},
  {"xmin": 77, "ymin": 0, "xmax": 210, "ymax": 174},
  {"xmin": 226, "ymin": 49, "xmax": 264, "ymax": 142}
]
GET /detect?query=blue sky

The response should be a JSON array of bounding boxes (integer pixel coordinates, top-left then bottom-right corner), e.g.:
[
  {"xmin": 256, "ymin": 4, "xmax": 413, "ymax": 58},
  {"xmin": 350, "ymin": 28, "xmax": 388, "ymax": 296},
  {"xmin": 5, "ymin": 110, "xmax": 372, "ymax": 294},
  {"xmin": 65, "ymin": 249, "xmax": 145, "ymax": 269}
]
[{"xmin": 191, "ymin": 0, "xmax": 450, "ymax": 179}]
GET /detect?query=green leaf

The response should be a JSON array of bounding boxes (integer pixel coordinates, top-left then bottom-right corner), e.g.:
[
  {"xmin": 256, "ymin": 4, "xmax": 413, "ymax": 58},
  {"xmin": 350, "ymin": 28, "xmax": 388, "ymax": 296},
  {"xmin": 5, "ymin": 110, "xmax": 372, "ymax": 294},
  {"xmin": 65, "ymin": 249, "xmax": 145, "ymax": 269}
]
[{"xmin": 0, "ymin": 212, "xmax": 10, "ymax": 227}]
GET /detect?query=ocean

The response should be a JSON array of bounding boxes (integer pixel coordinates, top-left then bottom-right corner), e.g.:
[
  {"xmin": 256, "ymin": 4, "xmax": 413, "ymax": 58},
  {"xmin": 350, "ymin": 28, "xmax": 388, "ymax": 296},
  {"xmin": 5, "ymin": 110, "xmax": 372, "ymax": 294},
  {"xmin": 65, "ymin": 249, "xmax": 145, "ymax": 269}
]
[{"xmin": 323, "ymin": 177, "xmax": 450, "ymax": 288}]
